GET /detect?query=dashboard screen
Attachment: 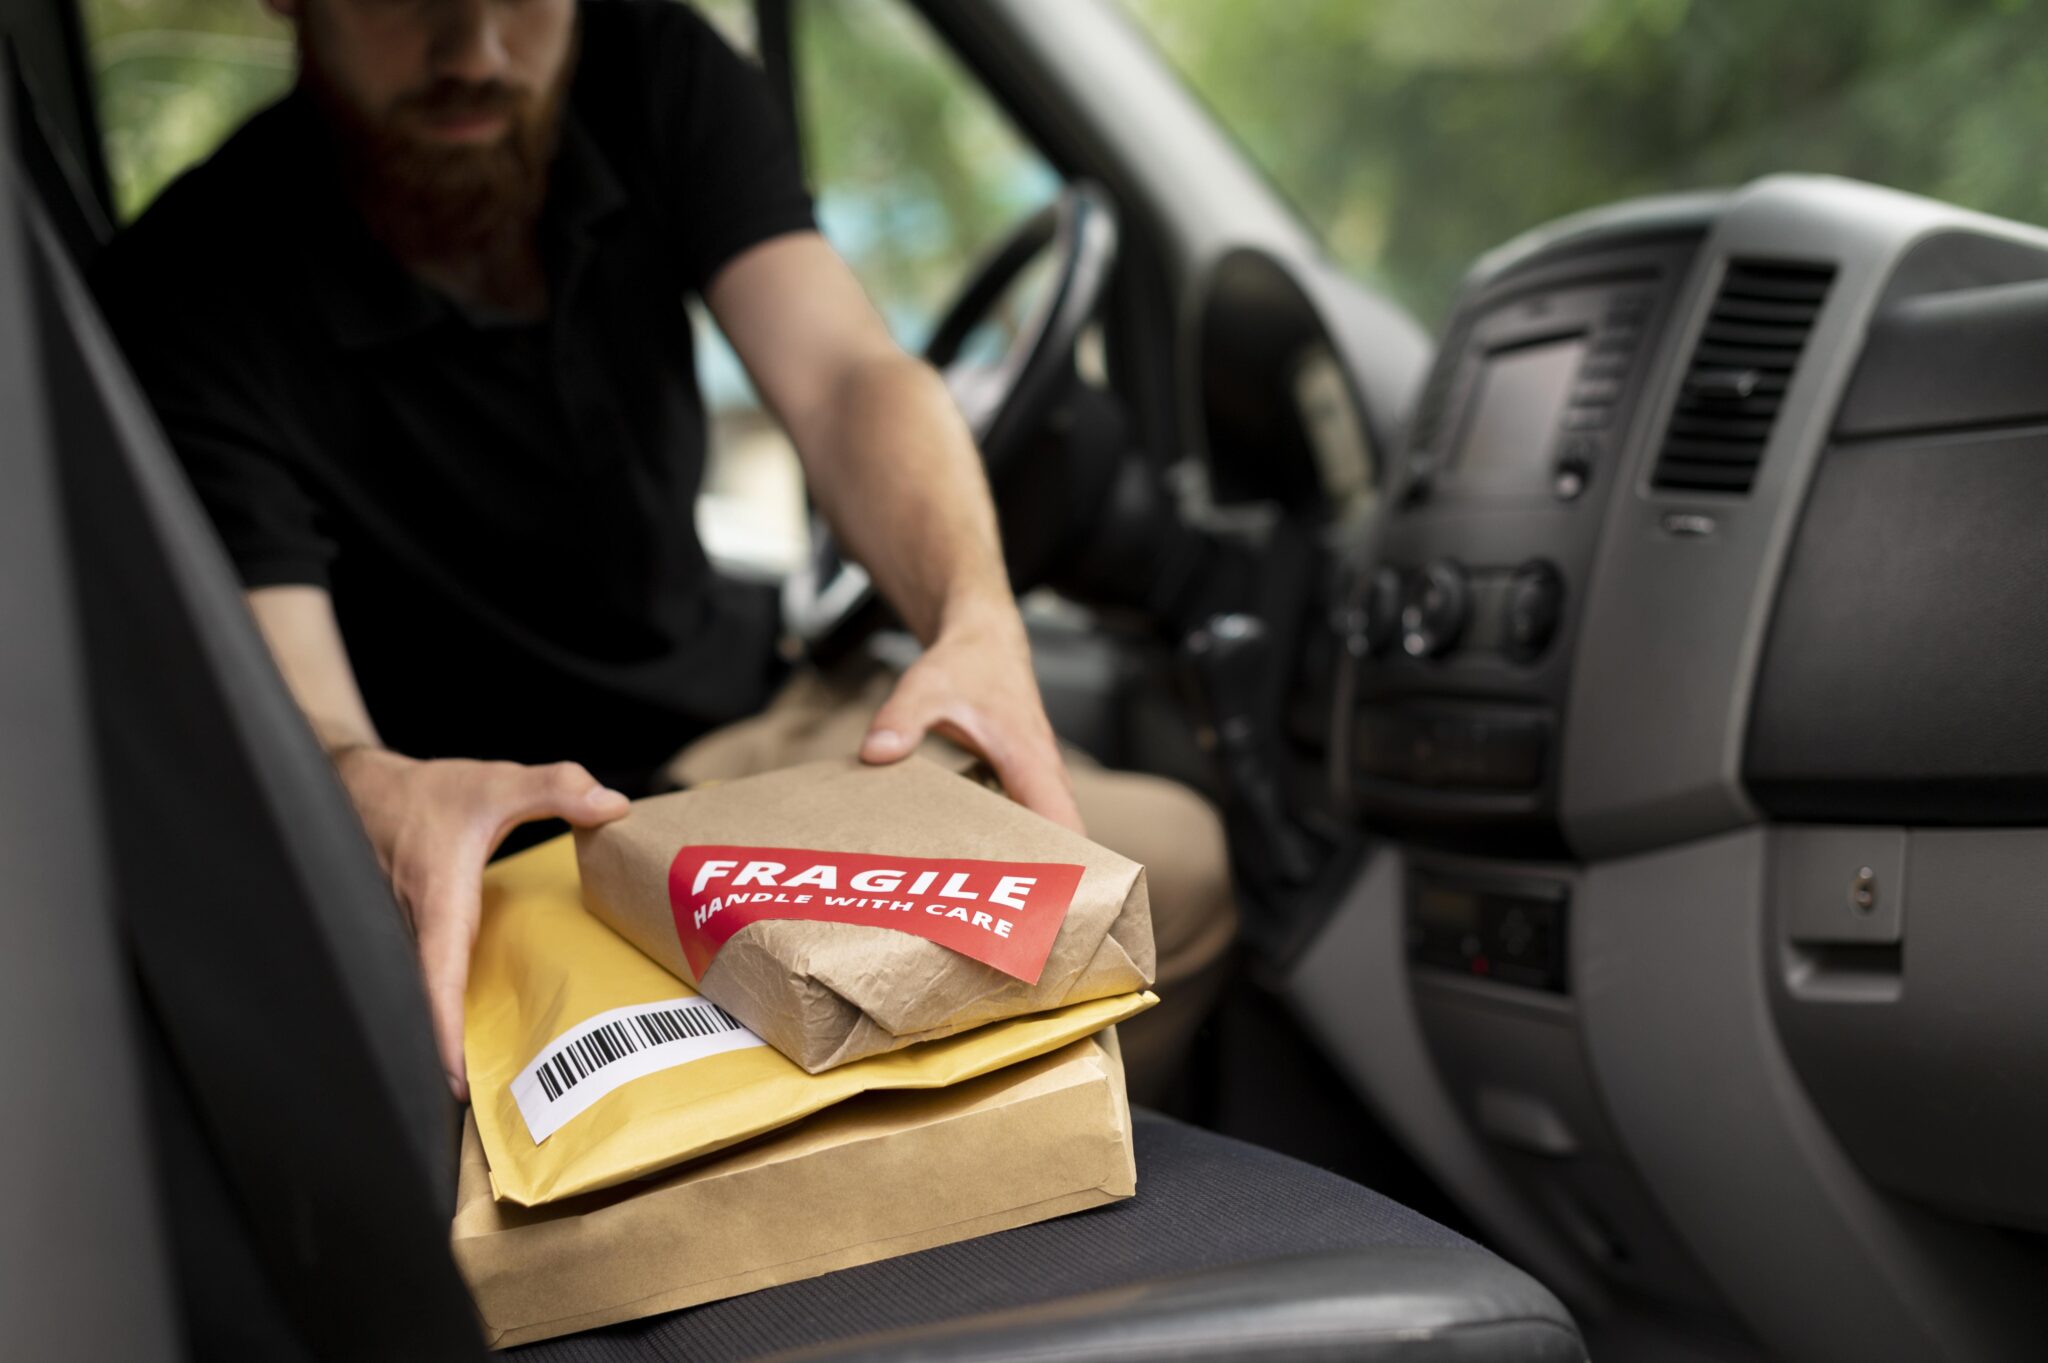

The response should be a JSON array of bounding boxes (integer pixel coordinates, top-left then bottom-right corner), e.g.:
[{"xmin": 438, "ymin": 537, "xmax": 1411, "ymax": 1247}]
[{"xmin": 1452, "ymin": 335, "xmax": 1587, "ymax": 493}]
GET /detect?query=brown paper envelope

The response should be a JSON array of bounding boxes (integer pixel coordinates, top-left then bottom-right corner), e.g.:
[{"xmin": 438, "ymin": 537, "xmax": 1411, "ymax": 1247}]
[{"xmin": 452, "ymin": 1031, "xmax": 1136, "ymax": 1349}]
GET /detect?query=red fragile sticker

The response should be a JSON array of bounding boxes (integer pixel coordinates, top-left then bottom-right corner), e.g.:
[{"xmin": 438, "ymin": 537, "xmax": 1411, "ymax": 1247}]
[{"xmin": 667, "ymin": 845, "xmax": 1084, "ymax": 985}]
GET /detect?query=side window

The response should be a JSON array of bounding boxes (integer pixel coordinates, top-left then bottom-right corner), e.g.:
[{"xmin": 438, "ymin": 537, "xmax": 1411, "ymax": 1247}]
[
  {"xmin": 700, "ymin": 0, "xmax": 1064, "ymax": 577},
  {"xmin": 693, "ymin": 0, "xmax": 1061, "ymax": 578},
  {"xmin": 690, "ymin": 0, "xmax": 758, "ymax": 51},
  {"xmin": 792, "ymin": 0, "xmax": 1061, "ymax": 352},
  {"xmin": 678, "ymin": 0, "xmax": 816, "ymax": 580},
  {"xmin": 80, "ymin": 0, "xmax": 293, "ymax": 222}
]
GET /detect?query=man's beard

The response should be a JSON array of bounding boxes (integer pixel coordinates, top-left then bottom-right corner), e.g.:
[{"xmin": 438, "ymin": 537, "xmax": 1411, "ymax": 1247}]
[{"xmin": 302, "ymin": 39, "xmax": 574, "ymax": 266}]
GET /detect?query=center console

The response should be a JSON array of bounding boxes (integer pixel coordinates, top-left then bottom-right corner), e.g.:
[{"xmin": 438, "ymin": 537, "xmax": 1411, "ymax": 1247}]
[{"xmin": 1333, "ymin": 225, "xmax": 1706, "ymax": 840}]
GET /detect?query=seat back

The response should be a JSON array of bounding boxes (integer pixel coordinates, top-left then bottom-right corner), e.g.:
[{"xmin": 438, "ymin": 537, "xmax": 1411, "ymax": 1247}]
[
  {"xmin": 2, "ymin": 69, "xmax": 485, "ymax": 1361},
  {"xmin": 0, "ymin": 76, "xmax": 178, "ymax": 1363}
]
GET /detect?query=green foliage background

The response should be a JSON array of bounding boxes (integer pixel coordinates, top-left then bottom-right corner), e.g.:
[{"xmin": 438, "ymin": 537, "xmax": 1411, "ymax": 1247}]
[
  {"xmin": 1120, "ymin": 0, "xmax": 2048, "ymax": 324},
  {"xmin": 792, "ymin": 0, "xmax": 1058, "ymax": 346},
  {"xmin": 80, "ymin": 0, "xmax": 2048, "ymax": 327},
  {"xmin": 80, "ymin": 0, "xmax": 292, "ymax": 220}
]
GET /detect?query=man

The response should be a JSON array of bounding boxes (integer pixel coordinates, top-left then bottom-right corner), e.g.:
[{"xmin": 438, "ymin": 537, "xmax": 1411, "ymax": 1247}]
[{"xmin": 99, "ymin": 0, "xmax": 1233, "ymax": 1103}]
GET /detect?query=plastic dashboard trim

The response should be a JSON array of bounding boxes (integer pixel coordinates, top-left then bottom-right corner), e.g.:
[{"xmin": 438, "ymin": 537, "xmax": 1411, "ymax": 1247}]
[{"xmin": 1558, "ymin": 176, "xmax": 2048, "ymax": 859}]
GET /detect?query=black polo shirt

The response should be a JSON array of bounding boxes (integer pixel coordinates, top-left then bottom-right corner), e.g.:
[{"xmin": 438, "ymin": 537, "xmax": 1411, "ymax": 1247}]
[{"xmin": 97, "ymin": 0, "xmax": 813, "ymax": 795}]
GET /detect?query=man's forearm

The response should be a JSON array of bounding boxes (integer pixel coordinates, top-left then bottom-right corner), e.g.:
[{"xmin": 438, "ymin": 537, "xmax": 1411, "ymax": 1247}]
[
  {"xmin": 705, "ymin": 235, "xmax": 1080, "ymax": 826},
  {"xmin": 800, "ymin": 353, "xmax": 1017, "ymax": 644},
  {"xmin": 247, "ymin": 585, "xmax": 387, "ymax": 757}
]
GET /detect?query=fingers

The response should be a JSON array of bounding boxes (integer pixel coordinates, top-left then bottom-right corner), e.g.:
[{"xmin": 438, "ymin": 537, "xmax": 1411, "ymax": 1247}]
[
  {"xmin": 984, "ymin": 739, "xmax": 1086, "ymax": 835},
  {"xmin": 396, "ymin": 761, "xmax": 628, "ymax": 1104},
  {"xmin": 863, "ymin": 667, "xmax": 1087, "ymax": 834},
  {"xmin": 860, "ymin": 678, "xmax": 933, "ymax": 765},
  {"xmin": 929, "ymin": 708, "xmax": 1084, "ymax": 834},
  {"xmin": 411, "ymin": 853, "xmax": 486, "ymax": 1102},
  {"xmin": 497, "ymin": 761, "xmax": 630, "ymax": 835}
]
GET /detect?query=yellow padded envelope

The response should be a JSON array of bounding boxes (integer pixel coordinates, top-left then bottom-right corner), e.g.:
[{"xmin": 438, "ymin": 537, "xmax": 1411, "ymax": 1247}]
[{"xmin": 467, "ymin": 834, "xmax": 1154, "ymax": 1207}]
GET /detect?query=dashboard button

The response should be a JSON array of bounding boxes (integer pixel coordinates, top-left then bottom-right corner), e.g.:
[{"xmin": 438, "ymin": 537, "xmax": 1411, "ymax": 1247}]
[
  {"xmin": 1401, "ymin": 561, "xmax": 1469, "ymax": 658},
  {"xmin": 1332, "ymin": 564, "xmax": 1406, "ymax": 658},
  {"xmin": 1364, "ymin": 567, "xmax": 1404, "ymax": 656},
  {"xmin": 1505, "ymin": 560, "xmax": 1564, "ymax": 660},
  {"xmin": 1554, "ymin": 438, "xmax": 1596, "ymax": 501},
  {"xmin": 1400, "ymin": 454, "xmax": 1435, "ymax": 507}
]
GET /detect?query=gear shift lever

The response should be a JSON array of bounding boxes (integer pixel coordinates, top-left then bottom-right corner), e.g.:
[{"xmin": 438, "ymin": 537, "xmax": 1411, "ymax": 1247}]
[{"xmin": 1183, "ymin": 613, "xmax": 1321, "ymax": 886}]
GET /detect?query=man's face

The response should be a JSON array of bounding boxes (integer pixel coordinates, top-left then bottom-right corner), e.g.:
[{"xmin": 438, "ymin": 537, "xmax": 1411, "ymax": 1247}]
[{"xmin": 279, "ymin": 0, "xmax": 579, "ymax": 254}]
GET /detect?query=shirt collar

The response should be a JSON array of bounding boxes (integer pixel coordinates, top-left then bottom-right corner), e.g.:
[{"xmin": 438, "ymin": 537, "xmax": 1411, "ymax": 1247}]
[{"xmin": 291, "ymin": 93, "xmax": 629, "ymax": 351}]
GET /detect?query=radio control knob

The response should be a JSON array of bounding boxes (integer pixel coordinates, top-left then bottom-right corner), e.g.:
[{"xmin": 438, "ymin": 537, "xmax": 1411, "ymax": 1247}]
[
  {"xmin": 1401, "ymin": 561, "xmax": 1469, "ymax": 658},
  {"xmin": 1364, "ymin": 567, "xmax": 1403, "ymax": 656},
  {"xmin": 1505, "ymin": 560, "xmax": 1564, "ymax": 660}
]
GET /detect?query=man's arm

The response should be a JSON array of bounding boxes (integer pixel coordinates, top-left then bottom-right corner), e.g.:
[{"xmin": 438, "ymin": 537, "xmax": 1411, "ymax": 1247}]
[
  {"xmin": 248, "ymin": 586, "xmax": 630, "ymax": 1099},
  {"xmin": 704, "ymin": 232, "xmax": 1085, "ymax": 833},
  {"xmin": 248, "ymin": 585, "xmax": 383, "ymax": 755}
]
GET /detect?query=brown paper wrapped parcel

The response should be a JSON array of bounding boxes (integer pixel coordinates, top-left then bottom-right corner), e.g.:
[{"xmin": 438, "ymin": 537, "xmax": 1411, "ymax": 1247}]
[
  {"xmin": 576, "ymin": 756, "xmax": 1156, "ymax": 1072},
  {"xmin": 452, "ymin": 1033, "xmax": 1137, "ymax": 1348},
  {"xmin": 466, "ymin": 831, "xmax": 1152, "ymax": 1207}
]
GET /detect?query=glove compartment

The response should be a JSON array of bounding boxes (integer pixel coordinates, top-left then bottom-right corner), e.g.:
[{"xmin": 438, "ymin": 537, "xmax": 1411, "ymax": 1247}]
[{"xmin": 1768, "ymin": 826, "xmax": 2048, "ymax": 1232}]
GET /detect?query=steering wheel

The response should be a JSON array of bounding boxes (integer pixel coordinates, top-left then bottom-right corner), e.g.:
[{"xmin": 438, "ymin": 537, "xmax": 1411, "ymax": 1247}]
[{"xmin": 782, "ymin": 181, "xmax": 1121, "ymax": 653}]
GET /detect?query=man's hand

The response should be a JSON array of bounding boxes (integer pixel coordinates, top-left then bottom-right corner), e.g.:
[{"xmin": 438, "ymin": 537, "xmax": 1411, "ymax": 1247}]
[
  {"xmin": 243, "ymin": 589, "xmax": 633, "ymax": 1102},
  {"xmin": 859, "ymin": 608, "xmax": 1084, "ymax": 835},
  {"xmin": 333, "ymin": 747, "xmax": 630, "ymax": 1100}
]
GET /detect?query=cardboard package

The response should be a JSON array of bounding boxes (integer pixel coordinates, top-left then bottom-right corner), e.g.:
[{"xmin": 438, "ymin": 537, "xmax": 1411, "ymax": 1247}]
[
  {"xmin": 468, "ymin": 833, "xmax": 1154, "ymax": 1206},
  {"xmin": 453, "ymin": 1032, "xmax": 1137, "ymax": 1349},
  {"xmin": 576, "ymin": 757, "xmax": 1156, "ymax": 1072}
]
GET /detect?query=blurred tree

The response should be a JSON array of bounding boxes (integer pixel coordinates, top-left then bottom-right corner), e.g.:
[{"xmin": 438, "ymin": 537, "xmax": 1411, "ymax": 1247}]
[
  {"xmin": 80, "ymin": 0, "xmax": 291, "ymax": 219},
  {"xmin": 79, "ymin": 0, "xmax": 2048, "ymax": 329},
  {"xmin": 793, "ymin": 0, "xmax": 1057, "ymax": 347},
  {"xmin": 1120, "ymin": 0, "xmax": 2048, "ymax": 325}
]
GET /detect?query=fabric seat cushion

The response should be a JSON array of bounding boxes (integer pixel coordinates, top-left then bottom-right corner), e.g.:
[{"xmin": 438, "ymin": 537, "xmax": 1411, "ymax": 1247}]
[{"xmin": 511, "ymin": 1111, "xmax": 1493, "ymax": 1363}]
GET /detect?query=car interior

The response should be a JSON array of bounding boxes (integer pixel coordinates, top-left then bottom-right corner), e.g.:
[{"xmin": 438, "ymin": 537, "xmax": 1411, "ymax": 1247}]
[{"xmin": 7, "ymin": 0, "xmax": 2048, "ymax": 1360}]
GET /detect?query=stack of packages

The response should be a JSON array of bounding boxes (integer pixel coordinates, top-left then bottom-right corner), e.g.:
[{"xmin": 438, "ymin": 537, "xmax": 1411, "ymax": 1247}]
[{"xmin": 453, "ymin": 756, "xmax": 1158, "ymax": 1347}]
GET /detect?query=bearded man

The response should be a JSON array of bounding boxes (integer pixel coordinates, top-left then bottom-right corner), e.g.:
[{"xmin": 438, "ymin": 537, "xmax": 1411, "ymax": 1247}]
[{"xmin": 96, "ymin": 0, "xmax": 1236, "ymax": 1103}]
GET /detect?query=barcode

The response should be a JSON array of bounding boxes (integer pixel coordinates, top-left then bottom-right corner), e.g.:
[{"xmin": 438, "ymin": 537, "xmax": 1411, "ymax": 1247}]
[
  {"xmin": 533, "ymin": 1001, "xmax": 745, "ymax": 1102},
  {"xmin": 510, "ymin": 996, "xmax": 768, "ymax": 1144}
]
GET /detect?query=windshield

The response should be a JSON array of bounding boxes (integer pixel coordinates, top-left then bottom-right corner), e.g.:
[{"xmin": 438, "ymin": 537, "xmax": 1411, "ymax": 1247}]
[{"xmin": 1118, "ymin": 0, "xmax": 2048, "ymax": 327}]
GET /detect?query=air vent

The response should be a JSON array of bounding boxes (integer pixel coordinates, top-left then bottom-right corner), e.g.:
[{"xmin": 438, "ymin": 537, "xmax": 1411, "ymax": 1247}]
[{"xmin": 1652, "ymin": 259, "xmax": 1835, "ymax": 494}]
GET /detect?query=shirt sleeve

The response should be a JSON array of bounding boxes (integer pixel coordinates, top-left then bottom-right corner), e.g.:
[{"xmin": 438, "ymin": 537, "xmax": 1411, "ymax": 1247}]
[
  {"xmin": 651, "ymin": 4, "xmax": 819, "ymax": 293},
  {"xmin": 99, "ymin": 279, "xmax": 338, "ymax": 591}
]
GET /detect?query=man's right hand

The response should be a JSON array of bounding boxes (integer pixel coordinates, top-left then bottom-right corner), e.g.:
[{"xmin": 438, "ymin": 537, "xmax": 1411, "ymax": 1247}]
[{"xmin": 332, "ymin": 747, "xmax": 631, "ymax": 1102}]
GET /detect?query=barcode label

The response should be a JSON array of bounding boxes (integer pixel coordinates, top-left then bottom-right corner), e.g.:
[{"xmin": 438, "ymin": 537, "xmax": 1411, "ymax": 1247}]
[{"xmin": 510, "ymin": 997, "xmax": 766, "ymax": 1144}]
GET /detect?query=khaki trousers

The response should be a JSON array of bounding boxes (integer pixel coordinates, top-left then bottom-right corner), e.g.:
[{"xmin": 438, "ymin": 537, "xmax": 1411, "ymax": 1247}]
[{"xmin": 664, "ymin": 661, "xmax": 1237, "ymax": 1102}]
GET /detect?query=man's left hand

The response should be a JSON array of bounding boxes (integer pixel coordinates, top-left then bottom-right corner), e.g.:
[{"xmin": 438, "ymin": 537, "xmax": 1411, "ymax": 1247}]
[{"xmin": 859, "ymin": 609, "xmax": 1085, "ymax": 835}]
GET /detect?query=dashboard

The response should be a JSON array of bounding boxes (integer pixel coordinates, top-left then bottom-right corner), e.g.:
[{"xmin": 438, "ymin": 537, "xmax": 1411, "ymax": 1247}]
[
  {"xmin": 1338, "ymin": 229, "xmax": 1700, "ymax": 842},
  {"xmin": 1193, "ymin": 176, "xmax": 2048, "ymax": 1361}
]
